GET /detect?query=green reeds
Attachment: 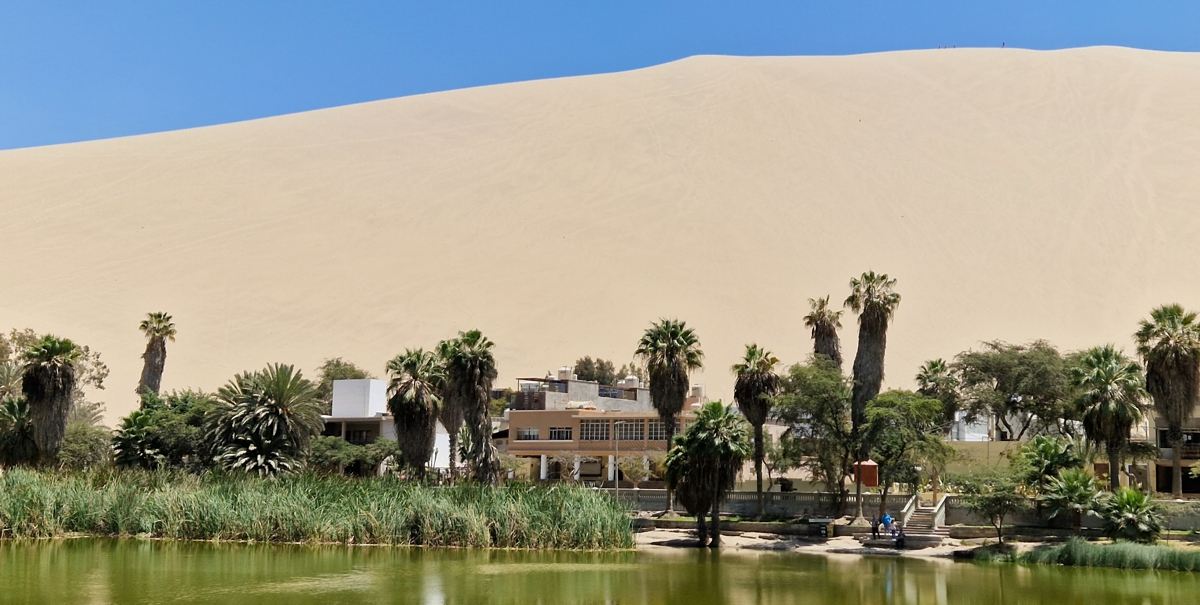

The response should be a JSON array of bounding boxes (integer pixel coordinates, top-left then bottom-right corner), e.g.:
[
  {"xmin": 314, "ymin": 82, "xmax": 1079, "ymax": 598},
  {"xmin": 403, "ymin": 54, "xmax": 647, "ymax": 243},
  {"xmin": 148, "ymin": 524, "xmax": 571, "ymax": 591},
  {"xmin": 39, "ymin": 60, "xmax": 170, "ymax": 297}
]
[
  {"xmin": 0, "ymin": 468, "xmax": 633, "ymax": 549},
  {"xmin": 1020, "ymin": 537, "xmax": 1200, "ymax": 571}
]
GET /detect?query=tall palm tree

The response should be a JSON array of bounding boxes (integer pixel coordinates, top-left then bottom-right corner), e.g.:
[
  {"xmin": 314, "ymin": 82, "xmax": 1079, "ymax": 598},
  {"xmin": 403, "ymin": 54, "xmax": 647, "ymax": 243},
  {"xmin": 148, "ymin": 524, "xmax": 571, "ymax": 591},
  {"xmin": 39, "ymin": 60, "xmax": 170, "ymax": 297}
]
[
  {"xmin": 441, "ymin": 330, "xmax": 501, "ymax": 485},
  {"xmin": 137, "ymin": 312, "xmax": 176, "ymax": 396},
  {"xmin": 435, "ymin": 339, "xmax": 465, "ymax": 480},
  {"xmin": 844, "ymin": 271, "xmax": 901, "ymax": 520},
  {"xmin": 20, "ymin": 335, "xmax": 81, "ymax": 466},
  {"xmin": 635, "ymin": 319, "xmax": 704, "ymax": 439},
  {"xmin": 665, "ymin": 401, "xmax": 751, "ymax": 548},
  {"xmin": 732, "ymin": 343, "xmax": 780, "ymax": 518},
  {"xmin": 1073, "ymin": 345, "xmax": 1148, "ymax": 491},
  {"xmin": 916, "ymin": 359, "xmax": 960, "ymax": 428},
  {"xmin": 387, "ymin": 348, "xmax": 445, "ymax": 479},
  {"xmin": 1134, "ymin": 304, "xmax": 1200, "ymax": 499},
  {"xmin": 803, "ymin": 296, "xmax": 844, "ymax": 370}
]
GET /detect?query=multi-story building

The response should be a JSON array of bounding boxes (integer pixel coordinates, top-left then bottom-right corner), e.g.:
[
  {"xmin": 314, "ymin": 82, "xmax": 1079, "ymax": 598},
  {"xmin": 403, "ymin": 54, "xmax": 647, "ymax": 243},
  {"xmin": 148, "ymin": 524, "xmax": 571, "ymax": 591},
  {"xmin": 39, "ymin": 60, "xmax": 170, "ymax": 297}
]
[{"xmin": 500, "ymin": 368, "xmax": 702, "ymax": 484}]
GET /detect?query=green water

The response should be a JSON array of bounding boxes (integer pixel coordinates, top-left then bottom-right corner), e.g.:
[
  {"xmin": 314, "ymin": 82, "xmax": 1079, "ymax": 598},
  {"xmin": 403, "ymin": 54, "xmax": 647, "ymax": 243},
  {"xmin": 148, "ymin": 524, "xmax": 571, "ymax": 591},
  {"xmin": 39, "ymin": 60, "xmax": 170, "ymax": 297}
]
[{"xmin": 2, "ymin": 540, "xmax": 1198, "ymax": 604}]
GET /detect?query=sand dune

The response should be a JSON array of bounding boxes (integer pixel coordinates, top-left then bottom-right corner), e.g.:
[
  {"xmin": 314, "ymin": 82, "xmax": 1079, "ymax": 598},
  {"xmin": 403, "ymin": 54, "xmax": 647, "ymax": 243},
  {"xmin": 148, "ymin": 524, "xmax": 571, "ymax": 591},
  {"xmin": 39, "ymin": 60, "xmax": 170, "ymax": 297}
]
[{"xmin": 3, "ymin": 46, "xmax": 1200, "ymax": 421}]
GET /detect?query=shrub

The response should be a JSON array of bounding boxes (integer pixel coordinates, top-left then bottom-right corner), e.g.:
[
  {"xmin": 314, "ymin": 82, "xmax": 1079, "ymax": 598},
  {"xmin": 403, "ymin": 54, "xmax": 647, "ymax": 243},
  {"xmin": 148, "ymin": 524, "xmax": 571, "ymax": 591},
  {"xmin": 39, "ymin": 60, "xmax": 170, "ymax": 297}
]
[
  {"xmin": 1022, "ymin": 537, "xmax": 1200, "ymax": 571},
  {"xmin": 1100, "ymin": 487, "xmax": 1162, "ymax": 543},
  {"xmin": 58, "ymin": 423, "xmax": 111, "ymax": 470}
]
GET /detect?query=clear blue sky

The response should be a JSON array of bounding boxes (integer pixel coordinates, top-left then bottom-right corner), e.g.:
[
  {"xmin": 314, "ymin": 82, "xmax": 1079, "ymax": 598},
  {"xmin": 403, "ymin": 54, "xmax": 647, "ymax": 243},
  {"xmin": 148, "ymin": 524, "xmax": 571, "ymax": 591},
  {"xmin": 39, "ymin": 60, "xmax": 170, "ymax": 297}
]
[{"xmin": 1, "ymin": 1, "xmax": 1197, "ymax": 150}]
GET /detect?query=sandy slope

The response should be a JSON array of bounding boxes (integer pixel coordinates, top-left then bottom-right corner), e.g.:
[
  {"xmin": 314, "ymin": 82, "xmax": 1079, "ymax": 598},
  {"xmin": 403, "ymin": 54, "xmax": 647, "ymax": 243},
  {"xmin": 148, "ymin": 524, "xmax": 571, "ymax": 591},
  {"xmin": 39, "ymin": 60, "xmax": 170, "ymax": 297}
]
[{"xmin": 3, "ymin": 46, "xmax": 1200, "ymax": 421}]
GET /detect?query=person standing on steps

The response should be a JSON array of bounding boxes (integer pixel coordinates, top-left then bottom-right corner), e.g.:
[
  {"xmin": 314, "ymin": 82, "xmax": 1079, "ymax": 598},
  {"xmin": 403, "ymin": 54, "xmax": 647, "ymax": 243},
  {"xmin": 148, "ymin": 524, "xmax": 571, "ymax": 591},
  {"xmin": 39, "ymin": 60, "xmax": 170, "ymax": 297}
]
[{"xmin": 870, "ymin": 516, "xmax": 880, "ymax": 540}]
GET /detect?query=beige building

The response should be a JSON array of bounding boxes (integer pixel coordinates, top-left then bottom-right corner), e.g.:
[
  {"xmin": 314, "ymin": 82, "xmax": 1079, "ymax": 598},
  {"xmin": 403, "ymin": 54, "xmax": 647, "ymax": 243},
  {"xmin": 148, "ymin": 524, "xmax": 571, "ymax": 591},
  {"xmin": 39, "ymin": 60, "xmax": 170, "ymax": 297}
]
[{"xmin": 499, "ymin": 369, "xmax": 703, "ymax": 484}]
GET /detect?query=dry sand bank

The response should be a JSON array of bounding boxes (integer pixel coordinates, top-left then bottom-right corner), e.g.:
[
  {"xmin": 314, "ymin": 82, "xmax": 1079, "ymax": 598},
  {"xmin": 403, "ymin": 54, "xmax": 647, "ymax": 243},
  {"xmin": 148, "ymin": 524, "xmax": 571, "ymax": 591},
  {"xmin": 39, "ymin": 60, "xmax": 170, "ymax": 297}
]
[{"xmin": 3, "ymin": 47, "xmax": 1200, "ymax": 420}]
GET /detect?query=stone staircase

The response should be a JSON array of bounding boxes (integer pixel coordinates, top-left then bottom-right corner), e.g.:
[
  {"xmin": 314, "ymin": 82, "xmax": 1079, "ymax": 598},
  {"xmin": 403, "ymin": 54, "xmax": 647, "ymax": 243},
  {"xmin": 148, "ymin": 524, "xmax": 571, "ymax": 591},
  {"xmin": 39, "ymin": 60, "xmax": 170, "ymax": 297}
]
[{"xmin": 855, "ymin": 506, "xmax": 948, "ymax": 549}]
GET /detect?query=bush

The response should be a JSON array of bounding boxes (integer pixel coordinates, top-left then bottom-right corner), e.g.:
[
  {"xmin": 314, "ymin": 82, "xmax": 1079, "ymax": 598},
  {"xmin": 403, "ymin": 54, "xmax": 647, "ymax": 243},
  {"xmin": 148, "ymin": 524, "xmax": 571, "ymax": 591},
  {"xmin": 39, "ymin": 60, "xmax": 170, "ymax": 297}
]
[
  {"xmin": 0, "ymin": 468, "xmax": 633, "ymax": 549},
  {"xmin": 1022, "ymin": 537, "xmax": 1200, "ymax": 571},
  {"xmin": 1100, "ymin": 488, "xmax": 1163, "ymax": 543},
  {"xmin": 58, "ymin": 423, "xmax": 111, "ymax": 470}
]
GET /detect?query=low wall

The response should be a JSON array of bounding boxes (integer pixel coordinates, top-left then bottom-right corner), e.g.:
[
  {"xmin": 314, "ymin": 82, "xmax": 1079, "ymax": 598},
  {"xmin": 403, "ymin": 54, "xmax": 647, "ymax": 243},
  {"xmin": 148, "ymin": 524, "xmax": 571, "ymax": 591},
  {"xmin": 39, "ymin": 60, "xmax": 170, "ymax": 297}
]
[
  {"xmin": 607, "ymin": 489, "xmax": 912, "ymax": 518},
  {"xmin": 944, "ymin": 497, "xmax": 1200, "ymax": 532}
]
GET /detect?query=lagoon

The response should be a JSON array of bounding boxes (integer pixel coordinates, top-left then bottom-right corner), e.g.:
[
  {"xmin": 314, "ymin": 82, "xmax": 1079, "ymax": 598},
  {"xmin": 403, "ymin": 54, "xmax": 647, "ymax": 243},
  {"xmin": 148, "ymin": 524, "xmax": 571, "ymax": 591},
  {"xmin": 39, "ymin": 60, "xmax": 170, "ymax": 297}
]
[{"xmin": 3, "ymin": 539, "xmax": 1199, "ymax": 604}]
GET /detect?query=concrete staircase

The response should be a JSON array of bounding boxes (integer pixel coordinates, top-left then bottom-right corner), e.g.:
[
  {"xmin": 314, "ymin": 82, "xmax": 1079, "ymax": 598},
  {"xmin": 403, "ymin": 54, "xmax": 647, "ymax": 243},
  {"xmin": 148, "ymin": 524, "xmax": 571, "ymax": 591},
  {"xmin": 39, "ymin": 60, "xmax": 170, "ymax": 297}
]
[{"xmin": 856, "ymin": 506, "xmax": 948, "ymax": 549}]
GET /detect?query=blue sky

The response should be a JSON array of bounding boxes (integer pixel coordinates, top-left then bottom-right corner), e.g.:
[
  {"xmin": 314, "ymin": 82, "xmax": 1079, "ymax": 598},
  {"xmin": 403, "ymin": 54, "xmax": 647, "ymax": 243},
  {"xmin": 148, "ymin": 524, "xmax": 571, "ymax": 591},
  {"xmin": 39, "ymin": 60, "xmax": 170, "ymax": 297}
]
[{"xmin": 1, "ymin": 1, "xmax": 1197, "ymax": 150}]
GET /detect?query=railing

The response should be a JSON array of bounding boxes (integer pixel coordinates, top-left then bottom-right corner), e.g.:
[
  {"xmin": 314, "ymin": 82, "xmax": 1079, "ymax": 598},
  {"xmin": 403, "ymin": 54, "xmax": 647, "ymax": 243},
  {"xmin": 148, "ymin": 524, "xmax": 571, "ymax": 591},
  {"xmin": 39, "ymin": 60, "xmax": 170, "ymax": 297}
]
[
  {"xmin": 932, "ymin": 493, "xmax": 949, "ymax": 529},
  {"xmin": 601, "ymin": 489, "xmax": 912, "ymax": 516},
  {"xmin": 900, "ymin": 494, "xmax": 918, "ymax": 528}
]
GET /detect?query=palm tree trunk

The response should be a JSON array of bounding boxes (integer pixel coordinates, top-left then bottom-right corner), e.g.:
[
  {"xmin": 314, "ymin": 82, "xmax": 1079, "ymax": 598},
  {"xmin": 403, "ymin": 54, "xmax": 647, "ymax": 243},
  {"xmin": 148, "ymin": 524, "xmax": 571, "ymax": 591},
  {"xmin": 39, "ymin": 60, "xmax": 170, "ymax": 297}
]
[
  {"xmin": 447, "ymin": 431, "xmax": 458, "ymax": 481},
  {"xmin": 1107, "ymin": 441, "xmax": 1121, "ymax": 492},
  {"xmin": 1073, "ymin": 510, "xmax": 1082, "ymax": 537},
  {"xmin": 138, "ymin": 338, "xmax": 166, "ymax": 396},
  {"xmin": 878, "ymin": 486, "xmax": 888, "ymax": 518},
  {"xmin": 709, "ymin": 479, "xmax": 721, "ymax": 548},
  {"xmin": 754, "ymin": 424, "xmax": 764, "ymax": 518},
  {"xmin": 696, "ymin": 514, "xmax": 708, "ymax": 546},
  {"xmin": 854, "ymin": 462, "xmax": 865, "ymax": 521},
  {"xmin": 1172, "ymin": 436, "xmax": 1184, "ymax": 499}
]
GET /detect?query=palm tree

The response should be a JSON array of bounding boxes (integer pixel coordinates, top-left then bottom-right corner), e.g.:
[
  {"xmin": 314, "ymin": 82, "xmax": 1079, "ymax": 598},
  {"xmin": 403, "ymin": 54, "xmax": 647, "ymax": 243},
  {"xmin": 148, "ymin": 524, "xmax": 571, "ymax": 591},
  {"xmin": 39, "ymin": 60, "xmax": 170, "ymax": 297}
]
[
  {"xmin": 435, "ymin": 339, "xmax": 465, "ymax": 480},
  {"xmin": 441, "ymin": 330, "xmax": 501, "ymax": 485},
  {"xmin": 635, "ymin": 319, "xmax": 704, "ymax": 439},
  {"xmin": 1043, "ymin": 469, "xmax": 1101, "ymax": 536},
  {"xmin": 387, "ymin": 348, "xmax": 445, "ymax": 479},
  {"xmin": 803, "ymin": 296, "xmax": 843, "ymax": 370},
  {"xmin": 916, "ymin": 358, "xmax": 960, "ymax": 428},
  {"xmin": 1018, "ymin": 435, "xmax": 1084, "ymax": 496},
  {"xmin": 1101, "ymin": 487, "xmax": 1163, "ymax": 543},
  {"xmin": 0, "ymin": 397, "xmax": 38, "ymax": 466},
  {"xmin": 1073, "ymin": 345, "xmax": 1148, "ymax": 491},
  {"xmin": 0, "ymin": 361, "xmax": 22, "ymax": 401},
  {"xmin": 112, "ymin": 410, "xmax": 164, "ymax": 469},
  {"xmin": 844, "ymin": 271, "xmax": 901, "ymax": 520},
  {"xmin": 209, "ymin": 364, "xmax": 324, "ymax": 476},
  {"xmin": 672, "ymin": 401, "xmax": 751, "ymax": 547},
  {"xmin": 664, "ymin": 432, "xmax": 714, "ymax": 545},
  {"xmin": 732, "ymin": 343, "xmax": 780, "ymax": 518},
  {"xmin": 20, "ymin": 335, "xmax": 81, "ymax": 466},
  {"xmin": 137, "ymin": 312, "xmax": 176, "ymax": 396},
  {"xmin": 1134, "ymin": 304, "xmax": 1200, "ymax": 499}
]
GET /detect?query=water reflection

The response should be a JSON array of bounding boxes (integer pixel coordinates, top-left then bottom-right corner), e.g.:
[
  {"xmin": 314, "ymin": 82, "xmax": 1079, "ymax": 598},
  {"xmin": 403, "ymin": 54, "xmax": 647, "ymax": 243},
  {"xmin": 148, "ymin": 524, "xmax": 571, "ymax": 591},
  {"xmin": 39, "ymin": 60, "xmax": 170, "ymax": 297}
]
[{"xmin": 1, "ymin": 539, "xmax": 1197, "ymax": 604}]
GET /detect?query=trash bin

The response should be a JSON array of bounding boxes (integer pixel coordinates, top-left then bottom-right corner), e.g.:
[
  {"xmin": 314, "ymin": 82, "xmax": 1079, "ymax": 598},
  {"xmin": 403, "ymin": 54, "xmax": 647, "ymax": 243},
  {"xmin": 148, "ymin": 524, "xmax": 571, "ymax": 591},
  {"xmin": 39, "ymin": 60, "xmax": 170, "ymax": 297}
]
[{"xmin": 809, "ymin": 519, "xmax": 833, "ymax": 539}]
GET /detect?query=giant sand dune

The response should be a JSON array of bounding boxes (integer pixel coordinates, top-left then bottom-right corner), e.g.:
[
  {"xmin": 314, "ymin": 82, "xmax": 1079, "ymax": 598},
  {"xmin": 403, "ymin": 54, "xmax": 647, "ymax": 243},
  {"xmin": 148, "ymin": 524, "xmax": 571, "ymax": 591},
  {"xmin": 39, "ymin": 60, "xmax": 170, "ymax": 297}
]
[{"xmin": 3, "ymin": 46, "xmax": 1200, "ymax": 421}]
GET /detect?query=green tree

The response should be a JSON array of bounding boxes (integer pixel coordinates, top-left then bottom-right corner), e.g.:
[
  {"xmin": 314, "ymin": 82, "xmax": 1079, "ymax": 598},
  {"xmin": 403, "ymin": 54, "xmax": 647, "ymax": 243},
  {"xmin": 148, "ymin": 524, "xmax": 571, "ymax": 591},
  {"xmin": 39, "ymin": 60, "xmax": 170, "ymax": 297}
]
[
  {"xmin": 916, "ymin": 358, "xmax": 960, "ymax": 428},
  {"xmin": 2, "ymin": 329, "xmax": 108, "ymax": 411},
  {"xmin": 130, "ymin": 389, "xmax": 218, "ymax": 470},
  {"xmin": 1015, "ymin": 435, "xmax": 1084, "ymax": 501},
  {"xmin": 664, "ymin": 401, "xmax": 751, "ymax": 548},
  {"xmin": 844, "ymin": 271, "xmax": 901, "ymax": 521},
  {"xmin": 0, "ymin": 361, "xmax": 22, "ymax": 400},
  {"xmin": 1134, "ymin": 304, "xmax": 1200, "ymax": 500},
  {"xmin": 1072, "ymin": 345, "xmax": 1148, "ymax": 491},
  {"xmin": 618, "ymin": 456, "xmax": 651, "ymax": 488},
  {"xmin": 313, "ymin": 357, "xmax": 374, "ymax": 415},
  {"xmin": 958, "ymin": 468, "xmax": 1027, "ymax": 544},
  {"xmin": 1100, "ymin": 488, "xmax": 1163, "ymax": 543},
  {"xmin": 803, "ymin": 295, "xmax": 844, "ymax": 370},
  {"xmin": 636, "ymin": 319, "xmax": 704, "ymax": 440},
  {"xmin": 387, "ymin": 348, "xmax": 445, "ymax": 479},
  {"xmin": 441, "ymin": 330, "xmax": 501, "ymax": 485},
  {"xmin": 0, "ymin": 397, "xmax": 37, "ymax": 466},
  {"xmin": 112, "ymin": 410, "xmax": 164, "ymax": 469},
  {"xmin": 1044, "ymin": 469, "xmax": 1101, "ymax": 536},
  {"xmin": 58, "ymin": 422, "xmax": 111, "ymax": 470},
  {"xmin": 136, "ymin": 312, "xmax": 176, "ymax": 395},
  {"xmin": 865, "ymin": 390, "xmax": 948, "ymax": 516},
  {"xmin": 955, "ymin": 340, "xmax": 1077, "ymax": 440},
  {"xmin": 574, "ymin": 356, "xmax": 618, "ymax": 385},
  {"xmin": 616, "ymin": 361, "xmax": 648, "ymax": 386},
  {"xmin": 21, "ymin": 335, "xmax": 82, "ymax": 466},
  {"xmin": 208, "ymin": 364, "xmax": 324, "ymax": 476},
  {"xmin": 773, "ymin": 357, "xmax": 855, "ymax": 514},
  {"xmin": 732, "ymin": 343, "xmax": 780, "ymax": 517}
]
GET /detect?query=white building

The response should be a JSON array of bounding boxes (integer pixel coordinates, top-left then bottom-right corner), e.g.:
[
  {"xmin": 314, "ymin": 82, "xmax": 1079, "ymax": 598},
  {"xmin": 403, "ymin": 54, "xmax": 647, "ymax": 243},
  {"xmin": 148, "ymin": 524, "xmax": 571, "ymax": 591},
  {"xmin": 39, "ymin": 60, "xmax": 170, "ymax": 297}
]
[{"xmin": 321, "ymin": 379, "xmax": 452, "ymax": 470}]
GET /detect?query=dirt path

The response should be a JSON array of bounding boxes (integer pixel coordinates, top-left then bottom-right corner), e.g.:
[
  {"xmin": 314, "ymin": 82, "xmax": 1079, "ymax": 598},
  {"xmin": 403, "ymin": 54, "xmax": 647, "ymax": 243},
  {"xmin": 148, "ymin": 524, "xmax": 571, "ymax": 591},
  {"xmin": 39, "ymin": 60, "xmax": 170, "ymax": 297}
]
[{"xmin": 636, "ymin": 528, "xmax": 968, "ymax": 560}]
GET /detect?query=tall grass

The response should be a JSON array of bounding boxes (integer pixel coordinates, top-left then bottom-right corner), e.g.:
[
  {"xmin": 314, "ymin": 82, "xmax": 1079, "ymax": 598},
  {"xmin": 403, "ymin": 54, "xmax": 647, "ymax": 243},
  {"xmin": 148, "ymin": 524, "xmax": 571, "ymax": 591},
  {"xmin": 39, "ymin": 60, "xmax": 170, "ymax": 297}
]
[
  {"xmin": 1021, "ymin": 537, "xmax": 1200, "ymax": 571},
  {"xmin": 0, "ymin": 468, "xmax": 633, "ymax": 550}
]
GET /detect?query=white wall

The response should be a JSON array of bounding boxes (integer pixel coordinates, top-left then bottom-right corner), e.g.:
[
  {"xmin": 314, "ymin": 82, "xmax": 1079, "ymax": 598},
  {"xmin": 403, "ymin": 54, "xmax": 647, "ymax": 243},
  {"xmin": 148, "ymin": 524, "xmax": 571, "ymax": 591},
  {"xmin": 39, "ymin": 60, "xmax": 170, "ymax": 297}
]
[{"xmin": 331, "ymin": 379, "xmax": 388, "ymax": 418}]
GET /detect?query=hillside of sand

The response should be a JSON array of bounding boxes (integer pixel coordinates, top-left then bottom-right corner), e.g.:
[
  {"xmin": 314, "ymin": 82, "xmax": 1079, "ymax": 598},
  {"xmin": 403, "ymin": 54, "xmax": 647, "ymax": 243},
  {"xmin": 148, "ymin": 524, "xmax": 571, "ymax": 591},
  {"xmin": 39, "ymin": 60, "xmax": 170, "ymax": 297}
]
[{"xmin": 3, "ymin": 46, "xmax": 1200, "ymax": 420}]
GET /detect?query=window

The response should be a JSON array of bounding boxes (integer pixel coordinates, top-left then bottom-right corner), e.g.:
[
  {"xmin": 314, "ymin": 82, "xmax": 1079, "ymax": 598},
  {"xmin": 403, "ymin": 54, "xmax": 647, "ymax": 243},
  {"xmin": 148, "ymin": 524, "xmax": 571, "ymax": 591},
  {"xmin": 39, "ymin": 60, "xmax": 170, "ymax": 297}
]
[
  {"xmin": 580, "ymin": 420, "xmax": 610, "ymax": 441},
  {"xmin": 615, "ymin": 420, "xmax": 644, "ymax": 441},
  {"xmin": 548, "ymin": 427, "xmax": 572, "ymax": 440},
  {"xmin": 647, "ymin": 420, "xmax": 668, "ymax": 441},
  {"xmin": 515, "ymin": 427, "xmax": 539, "ymax": 441},
  {"xmin": 347, "ymin": 430, "xmax": 370, "ymax": 445}
]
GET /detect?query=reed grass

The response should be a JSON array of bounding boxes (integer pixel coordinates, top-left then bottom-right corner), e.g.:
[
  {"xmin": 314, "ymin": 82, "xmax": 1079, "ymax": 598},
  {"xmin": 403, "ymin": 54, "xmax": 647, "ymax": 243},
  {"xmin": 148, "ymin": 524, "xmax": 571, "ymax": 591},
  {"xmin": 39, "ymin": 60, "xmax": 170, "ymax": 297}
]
[
  {"xmin": 0, "ymin": 468, "xmax": 633, "ymax": 549},
  {"xmin": 1020, "ymin": 537, "xmax": 1200, "ymax": 571}
]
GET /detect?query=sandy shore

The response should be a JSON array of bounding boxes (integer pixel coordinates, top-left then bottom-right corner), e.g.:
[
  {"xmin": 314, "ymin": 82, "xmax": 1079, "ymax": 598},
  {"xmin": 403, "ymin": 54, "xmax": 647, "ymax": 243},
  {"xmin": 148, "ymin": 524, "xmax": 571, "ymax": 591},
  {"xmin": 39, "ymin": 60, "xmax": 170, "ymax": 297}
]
[{"xmin": 636, "ymin": 528, "xmax": 970, "ymax": 559}]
